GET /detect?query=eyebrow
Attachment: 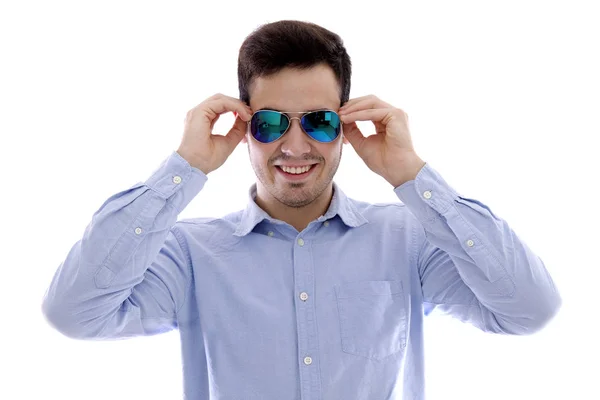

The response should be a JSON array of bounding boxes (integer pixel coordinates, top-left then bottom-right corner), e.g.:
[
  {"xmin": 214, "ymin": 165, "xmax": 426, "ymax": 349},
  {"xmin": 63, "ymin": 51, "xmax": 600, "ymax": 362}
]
[{"xmin": 257, "ymin": 107, "xmax": 330, "ymax": 112}]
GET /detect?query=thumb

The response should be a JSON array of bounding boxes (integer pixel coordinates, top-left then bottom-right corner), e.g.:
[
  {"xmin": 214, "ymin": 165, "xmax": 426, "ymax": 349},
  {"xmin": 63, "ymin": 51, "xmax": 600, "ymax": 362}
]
[
  {"xmin": 223, "ymin": 115, "xmax": 248, "ymax": 152},
  {"xmin": 343, "ymin": 122, "xmax": 366, "ymax": 156}
]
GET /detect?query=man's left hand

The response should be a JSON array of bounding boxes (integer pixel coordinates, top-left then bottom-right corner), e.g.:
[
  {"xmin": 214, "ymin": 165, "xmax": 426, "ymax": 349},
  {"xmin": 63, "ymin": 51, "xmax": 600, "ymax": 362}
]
[{"xmin": 339, "ymin": 95, "xmax": 426, "ymax": 187}]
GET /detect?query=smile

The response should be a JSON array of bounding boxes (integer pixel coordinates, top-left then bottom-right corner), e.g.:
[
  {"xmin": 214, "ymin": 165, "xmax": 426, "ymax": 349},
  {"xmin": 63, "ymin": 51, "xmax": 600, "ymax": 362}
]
[
  {"xmin": 275, "ymin": 164, "xmax": 317, "ymax": 180},
  {"xmin": 280, "ymin": 165, "xmax": 313, "ymax": 174}
]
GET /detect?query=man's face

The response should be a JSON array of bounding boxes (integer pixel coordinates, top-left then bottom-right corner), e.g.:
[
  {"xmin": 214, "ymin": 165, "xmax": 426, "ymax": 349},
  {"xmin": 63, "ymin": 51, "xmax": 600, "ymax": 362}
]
[{"xmin": 244, "ymin": 63, "xmax": 348, "ymax": 208}]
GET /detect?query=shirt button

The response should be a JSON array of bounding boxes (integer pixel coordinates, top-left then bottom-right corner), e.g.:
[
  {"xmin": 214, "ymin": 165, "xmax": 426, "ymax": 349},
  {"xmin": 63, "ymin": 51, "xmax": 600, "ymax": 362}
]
[
  {"xmin": 297, "ymin": 238, "xmax": 305, "ymax": 246},
  {"xmin": 323, "ymin": 221, "xmax": 329, "ymax": 227},
  {"xmin": 423, "ymin": 190, "xmax": 432, "ymax": 199},
  {"xmin": 467, "ymin": 239, "xmax": 474, "ymax": 247},
  {"xmin": 304, "ymin": 356, "xmax": 312, "ymax": 365},
  {"xmin": 267, "ymin": 231, "xmax": 274, "ymax": 237},
  {"xmin": 173, "ymin": 176, "xmax": 182, "ymax": 184},
  {"xmin": 300, "ymin": 292, "xmax": 309, "ymax": 301},
  {"xmin": 134, "ymin": 227, "xmax": 142, "ymax": 235}
]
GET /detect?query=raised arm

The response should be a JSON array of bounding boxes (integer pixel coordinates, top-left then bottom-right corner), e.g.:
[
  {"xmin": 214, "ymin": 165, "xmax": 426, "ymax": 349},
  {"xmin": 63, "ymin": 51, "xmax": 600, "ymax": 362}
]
[
  {"xmin": 396, "ymin": 163, "xmax": 561, "ymax": 334},
  {"xmin": 41, "ymin": 94, "xmax": 253, "ymax": 339},
  {"xmin": 41, "ymin": 152, "xmax": 206, "ymax": 339}
]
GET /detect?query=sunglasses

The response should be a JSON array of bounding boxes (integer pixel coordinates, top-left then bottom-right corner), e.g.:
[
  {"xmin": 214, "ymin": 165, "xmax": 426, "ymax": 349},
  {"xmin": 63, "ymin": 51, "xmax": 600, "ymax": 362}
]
[{"xmin": 247, "ymin": 109, "xmax": 342, "ymax": 144}]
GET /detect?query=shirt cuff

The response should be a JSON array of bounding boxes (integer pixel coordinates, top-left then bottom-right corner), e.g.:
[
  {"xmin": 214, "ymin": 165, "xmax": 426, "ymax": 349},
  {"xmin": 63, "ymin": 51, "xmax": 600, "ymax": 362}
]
[
  {"xmin": 144, "ymin": 151, "xmax": 208, "ymax": 200},
  {"xmin": 393, "ymin": 163, "xmax": 460, "ymax": 224}
]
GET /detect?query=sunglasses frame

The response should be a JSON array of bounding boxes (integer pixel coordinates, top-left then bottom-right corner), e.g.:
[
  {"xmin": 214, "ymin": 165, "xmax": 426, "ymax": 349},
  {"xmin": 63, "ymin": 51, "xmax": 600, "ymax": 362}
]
[{"xmin": 246, "ymin": 109, "xmax": 343, "ymax": 144}]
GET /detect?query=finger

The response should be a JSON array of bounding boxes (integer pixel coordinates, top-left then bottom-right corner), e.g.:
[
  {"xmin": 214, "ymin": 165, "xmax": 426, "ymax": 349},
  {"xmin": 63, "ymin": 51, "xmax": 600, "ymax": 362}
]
[
  {"xmin": 209, "ymin": 93, "xmax": 253, "ymax": 113},
  {"xmin": 339, "ymin": 96, "xmax": 392, "ymax": 116},
  {"xmin": 206, "ymin": 97, "xmax": 253, "ymax": 122},
  {"xmin": 339, "ymin": 95, "xmax": 373, "ymax": 110},
  {"xmin": 340, "ymin": 108, "xmax": 395, "ymax": 125},
  {"xmin": 234, "ymin": 109, "xmax": 254, "ymax": 122}
]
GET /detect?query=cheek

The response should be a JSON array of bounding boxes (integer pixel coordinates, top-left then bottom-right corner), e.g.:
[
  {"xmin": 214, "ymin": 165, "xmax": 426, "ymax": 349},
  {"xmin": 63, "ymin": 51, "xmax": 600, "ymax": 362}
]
[
  {"xmin": 323, "ymin": 143, "xmax": 343, "ymax": 162},
  {"xmin": 249, "ymin": 144, "xmax": 276, "ymax": 169}
]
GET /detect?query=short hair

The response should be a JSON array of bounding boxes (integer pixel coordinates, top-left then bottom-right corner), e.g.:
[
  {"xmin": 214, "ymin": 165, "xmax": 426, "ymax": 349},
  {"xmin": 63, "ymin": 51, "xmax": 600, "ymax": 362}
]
[{"xmin": 237, "ymin": 20, "xmax": 352, "ymax": 107}]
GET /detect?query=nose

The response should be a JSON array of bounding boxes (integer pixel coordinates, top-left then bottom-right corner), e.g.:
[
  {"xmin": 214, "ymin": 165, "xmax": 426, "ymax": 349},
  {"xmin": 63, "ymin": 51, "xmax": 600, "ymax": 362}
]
[{"xmin": 280, "ymin": 117, "xmax": 311, "ymax": 156}]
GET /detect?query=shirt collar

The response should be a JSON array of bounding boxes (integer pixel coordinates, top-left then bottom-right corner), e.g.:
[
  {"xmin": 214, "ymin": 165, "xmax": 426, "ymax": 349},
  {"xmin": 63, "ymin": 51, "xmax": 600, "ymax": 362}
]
[{"xmin": 233, "ymin": 182, "xmax": 368, "ymax": 237}]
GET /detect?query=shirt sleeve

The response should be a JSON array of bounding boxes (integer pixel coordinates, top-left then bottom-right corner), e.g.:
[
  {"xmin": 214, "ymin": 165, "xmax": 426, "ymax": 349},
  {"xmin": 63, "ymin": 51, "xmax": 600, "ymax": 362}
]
[
  {"xmin": 41, "ymin": 151, "xmax": 208, "ymax": 340},
  {"xmin": 394, "ymin": 163, "xmax": 561, "ymax": 334}
]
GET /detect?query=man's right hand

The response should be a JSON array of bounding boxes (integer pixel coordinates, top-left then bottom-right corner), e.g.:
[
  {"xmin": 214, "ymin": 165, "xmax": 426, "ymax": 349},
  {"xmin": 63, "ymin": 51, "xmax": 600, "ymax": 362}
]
[{"xmin": 177, "ymin": 93, "xmax": 253, "ymax": 175}]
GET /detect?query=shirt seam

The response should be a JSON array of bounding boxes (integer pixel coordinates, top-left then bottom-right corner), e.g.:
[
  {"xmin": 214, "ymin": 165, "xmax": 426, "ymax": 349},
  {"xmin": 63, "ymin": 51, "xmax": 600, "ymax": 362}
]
[{"xmin": 171, "ymin": 221, "xmax": 193, "ymax": 317}]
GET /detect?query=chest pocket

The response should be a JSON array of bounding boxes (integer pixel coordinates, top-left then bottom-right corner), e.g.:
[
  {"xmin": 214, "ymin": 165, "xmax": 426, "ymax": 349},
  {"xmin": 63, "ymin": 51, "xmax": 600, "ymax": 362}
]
[{"xmin": 335, "ymin": 280, "xmax": 407, "ymax": 361}]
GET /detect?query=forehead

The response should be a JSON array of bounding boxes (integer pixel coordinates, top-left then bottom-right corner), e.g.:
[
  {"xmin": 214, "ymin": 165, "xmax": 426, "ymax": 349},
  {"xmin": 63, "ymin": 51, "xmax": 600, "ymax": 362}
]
[{"xmin": 249, "ymin": 64, "xmax": 340, "ymax": 111}]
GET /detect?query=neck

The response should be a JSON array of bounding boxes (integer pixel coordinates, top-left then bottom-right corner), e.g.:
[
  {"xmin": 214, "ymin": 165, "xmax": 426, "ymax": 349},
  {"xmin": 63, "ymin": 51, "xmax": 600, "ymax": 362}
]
[{"xmin": 255, "ymin": 184, "xmax": 334, "ymax": 232}]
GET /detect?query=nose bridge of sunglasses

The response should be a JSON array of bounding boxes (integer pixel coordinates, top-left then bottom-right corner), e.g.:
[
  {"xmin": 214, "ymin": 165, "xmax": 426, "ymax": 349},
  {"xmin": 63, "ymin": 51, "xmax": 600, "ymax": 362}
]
[{"xmin": 285, "ymin": 116, "xmax": 307, "ymax": 135}]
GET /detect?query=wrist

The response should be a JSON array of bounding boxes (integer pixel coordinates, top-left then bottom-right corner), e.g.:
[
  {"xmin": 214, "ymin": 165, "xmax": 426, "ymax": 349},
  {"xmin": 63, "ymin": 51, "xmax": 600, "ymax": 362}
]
[
  {"xmin": 176, "ymin": 149, "xmax": 212, "ymax": 175},
  {"xmin": 389, "ymin": 157, "xmax": 426, "ymax": 188}
]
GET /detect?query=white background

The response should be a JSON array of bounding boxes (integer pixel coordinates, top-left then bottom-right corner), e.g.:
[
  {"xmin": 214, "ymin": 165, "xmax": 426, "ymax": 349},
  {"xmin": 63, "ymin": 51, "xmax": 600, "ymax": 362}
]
[{"xmin": 1, "ymin": 0, "xmax": 598, "ymax": 399}]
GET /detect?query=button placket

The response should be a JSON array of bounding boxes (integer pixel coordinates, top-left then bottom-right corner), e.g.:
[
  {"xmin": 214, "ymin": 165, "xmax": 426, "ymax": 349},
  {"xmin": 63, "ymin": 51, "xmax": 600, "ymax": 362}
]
[{"xmin": 293, "ymin": 232, "xmax": 319, "ymax": 395}]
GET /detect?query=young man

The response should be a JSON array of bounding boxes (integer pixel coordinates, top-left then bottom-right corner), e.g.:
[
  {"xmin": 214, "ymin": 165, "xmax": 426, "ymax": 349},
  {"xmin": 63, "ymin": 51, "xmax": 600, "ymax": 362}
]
[{"xmin": 42, "ymin": 20, "xmax": 561, "ymax": 400}]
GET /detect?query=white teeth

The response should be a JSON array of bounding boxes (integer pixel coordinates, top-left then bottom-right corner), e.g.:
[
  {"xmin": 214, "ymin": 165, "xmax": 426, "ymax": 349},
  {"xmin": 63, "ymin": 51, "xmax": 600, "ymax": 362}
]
[{"xmin": 280, "ymin": 165, "xmax": 313, "ymax": 174}]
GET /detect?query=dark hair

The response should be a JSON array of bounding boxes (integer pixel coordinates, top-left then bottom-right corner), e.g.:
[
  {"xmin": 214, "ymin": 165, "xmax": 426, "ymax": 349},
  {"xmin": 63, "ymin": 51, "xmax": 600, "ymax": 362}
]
[{"xmin": 237, "ymin": 20, "xmax": 352, "ymax": 107}]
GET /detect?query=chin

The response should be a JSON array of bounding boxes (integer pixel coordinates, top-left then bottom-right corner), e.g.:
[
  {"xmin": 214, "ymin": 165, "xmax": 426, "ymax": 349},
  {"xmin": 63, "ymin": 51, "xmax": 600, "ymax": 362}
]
[{"xmin": 278, "ymin": 193, "xmax": 317, "ymax": 208}]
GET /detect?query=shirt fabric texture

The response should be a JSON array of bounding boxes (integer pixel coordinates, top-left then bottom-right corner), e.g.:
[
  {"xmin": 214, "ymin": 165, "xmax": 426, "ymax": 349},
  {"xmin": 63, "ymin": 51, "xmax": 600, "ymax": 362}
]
[{"xmin": 42, "ymin": 151, "xmax": 561, "ymax": 400}]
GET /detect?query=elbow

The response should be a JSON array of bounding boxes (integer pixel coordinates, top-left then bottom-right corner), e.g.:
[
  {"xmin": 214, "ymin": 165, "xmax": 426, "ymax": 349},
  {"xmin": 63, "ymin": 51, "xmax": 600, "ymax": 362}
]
[
  {"xmin": 529, "ymin": 289, "xmax": 562, "ymax": 333},
  {"xmin": 41, "ymin": 298, "xmax": 77, "ymax": 339},
  {"xmin": 523, "ymin": 279, "xmax": 563, "ymax": 334},
  {"xmin": 41, "ymin": 296, "xmax": 97, "ymax": 340},
  {"xmin": 497, "ymin": 288, "xmax": 562, "ymax": 335}
]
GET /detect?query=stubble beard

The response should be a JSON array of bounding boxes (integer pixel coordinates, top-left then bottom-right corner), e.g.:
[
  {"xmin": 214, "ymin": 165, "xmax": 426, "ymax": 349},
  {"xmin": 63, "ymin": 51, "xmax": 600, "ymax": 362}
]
[
  {"xmin": 252, "ymin": 145, "xmax": 343, "ymax": 209},
  {"xmin": 272, "ymin": 151, "xmax": 341, "ymax": 209}
]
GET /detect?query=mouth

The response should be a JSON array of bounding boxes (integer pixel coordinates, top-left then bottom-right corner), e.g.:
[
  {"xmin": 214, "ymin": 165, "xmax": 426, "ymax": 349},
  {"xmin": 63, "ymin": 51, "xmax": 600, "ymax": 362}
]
[{"xmin": 275, "ymin": 164, "xmax": 317, "ymax": 181}]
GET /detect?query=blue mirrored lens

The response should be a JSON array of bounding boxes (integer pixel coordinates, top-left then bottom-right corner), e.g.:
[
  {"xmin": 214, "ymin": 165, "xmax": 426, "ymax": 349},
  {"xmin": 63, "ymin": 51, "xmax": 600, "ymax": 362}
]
[
  {"xmin": 301, "ymin": 111, "xmax": 340, "ymax": 142},
  {"xmin": 250, "ymin": 111, "xmax": 289, "ymax": 143},
  {"xmin": 250, "ymin": 110, "xmax": 341, "ymax": 143}
]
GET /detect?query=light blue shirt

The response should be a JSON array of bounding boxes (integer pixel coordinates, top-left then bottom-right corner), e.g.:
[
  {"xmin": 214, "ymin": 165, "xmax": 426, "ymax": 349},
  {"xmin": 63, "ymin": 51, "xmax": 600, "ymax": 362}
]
[{"xmin": 41, "ymin": 151, "xmax": 561, "ymax": 400}]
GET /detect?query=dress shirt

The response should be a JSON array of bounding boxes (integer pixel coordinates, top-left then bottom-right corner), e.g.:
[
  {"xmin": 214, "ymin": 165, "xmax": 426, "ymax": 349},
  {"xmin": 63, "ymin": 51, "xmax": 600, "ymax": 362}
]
[{"xmin": 41, "ymin": 150, "xmax": 561, "ymax": 400}]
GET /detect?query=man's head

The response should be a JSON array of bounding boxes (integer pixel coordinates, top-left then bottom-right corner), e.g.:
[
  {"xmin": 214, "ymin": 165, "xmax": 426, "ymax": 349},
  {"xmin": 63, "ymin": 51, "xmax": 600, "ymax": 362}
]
[{"xmin": 237, "ymin": 20, "xmax": 352, "ymax": 208}]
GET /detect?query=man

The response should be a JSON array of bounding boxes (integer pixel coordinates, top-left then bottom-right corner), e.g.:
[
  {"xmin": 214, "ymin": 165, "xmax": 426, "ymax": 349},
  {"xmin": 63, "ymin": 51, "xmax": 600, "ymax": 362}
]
[{"xmin": 42, "ymin": 20, "xmax": 561, "ymax": 400}]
